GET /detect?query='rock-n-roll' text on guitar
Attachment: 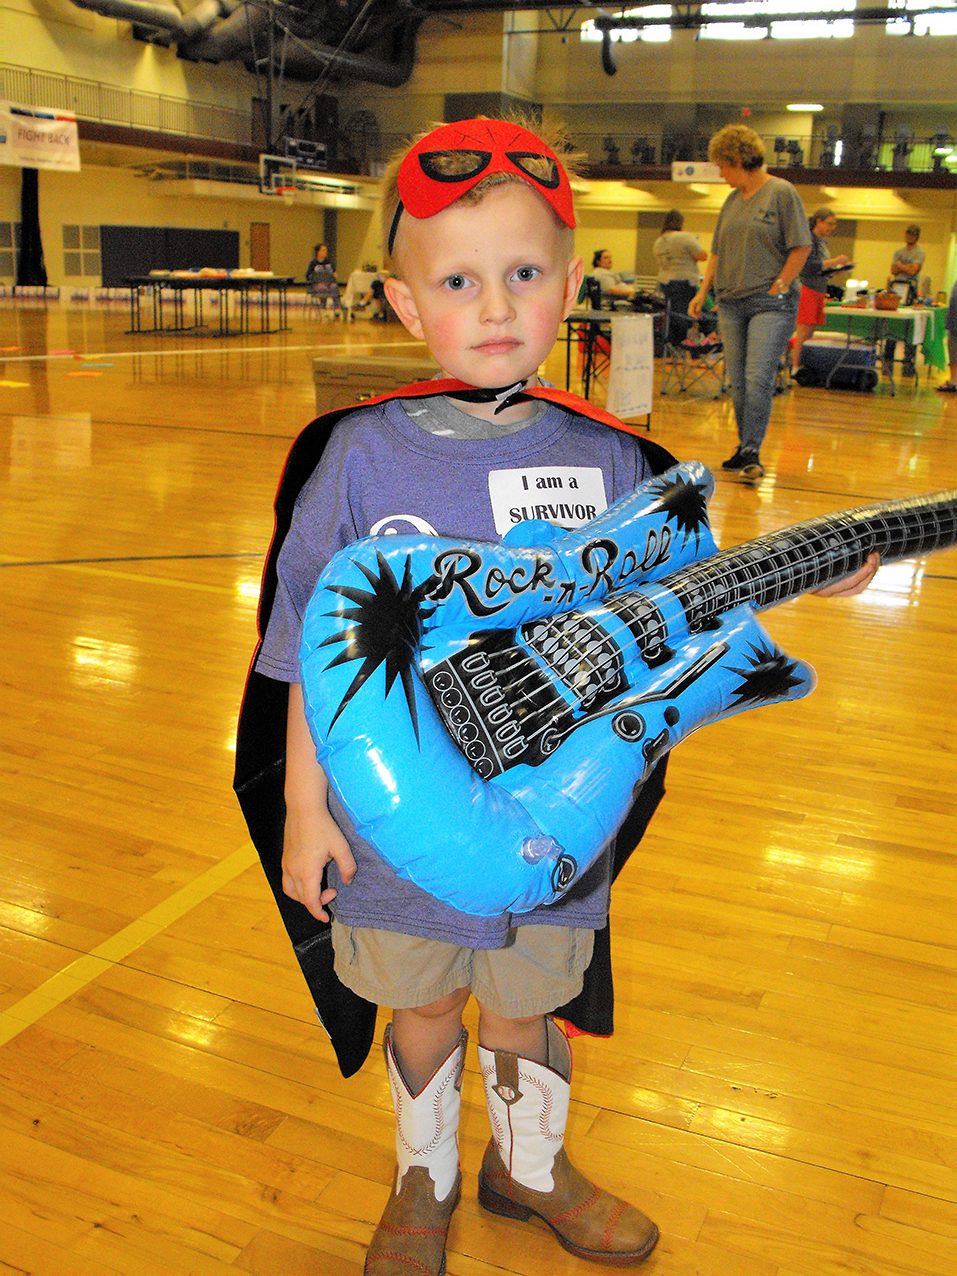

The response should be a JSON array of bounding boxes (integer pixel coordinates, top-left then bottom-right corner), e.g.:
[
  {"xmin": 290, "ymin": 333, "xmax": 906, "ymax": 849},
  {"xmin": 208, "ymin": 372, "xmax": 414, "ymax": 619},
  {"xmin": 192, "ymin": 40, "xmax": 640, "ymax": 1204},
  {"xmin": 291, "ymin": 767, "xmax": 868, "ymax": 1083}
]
[{"xmin": 299, "ymin": 463, "xmax": 957, "ymax": 916}]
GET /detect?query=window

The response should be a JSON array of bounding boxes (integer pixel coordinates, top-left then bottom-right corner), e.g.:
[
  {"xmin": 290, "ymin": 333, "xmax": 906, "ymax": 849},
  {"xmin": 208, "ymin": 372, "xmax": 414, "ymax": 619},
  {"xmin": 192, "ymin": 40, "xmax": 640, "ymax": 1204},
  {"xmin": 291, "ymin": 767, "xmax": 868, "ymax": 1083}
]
[
  {"xmin": 582, "ymin": 0, "xmax": 858, "ymax": 42},
  {"xmin": 887, "ymin": 0, "xmax": 957, "ymax": 34},
  {"xmin": 0, "ymin": 222, "xmax": 19, "ymax": 277},
  {"xmin": 63, "ymin": 225, "xmax": 101, "ymax": 278},
  {"xmin": 581, "ymin": 6, "xmax": 672, "ymax": 43},
  {"xmin": 699, "ymin": 0, "xmax": 854, "ymax": 40}
]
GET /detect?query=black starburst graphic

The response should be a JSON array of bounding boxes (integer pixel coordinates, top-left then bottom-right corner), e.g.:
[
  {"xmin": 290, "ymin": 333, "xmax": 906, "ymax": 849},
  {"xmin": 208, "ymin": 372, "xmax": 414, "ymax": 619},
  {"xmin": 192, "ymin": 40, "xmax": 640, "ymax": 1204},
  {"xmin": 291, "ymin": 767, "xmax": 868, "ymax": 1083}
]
[
  {"xmin": 319, "ymin": 552, "xmax": 436, "ymax": 740},
  {"xmin": 650, "ymin": 476, "xmax": 710, "ymax": 547},
  {"xmin": 727, "ymin": 641, "xmax": 807, "ymax": 706}
]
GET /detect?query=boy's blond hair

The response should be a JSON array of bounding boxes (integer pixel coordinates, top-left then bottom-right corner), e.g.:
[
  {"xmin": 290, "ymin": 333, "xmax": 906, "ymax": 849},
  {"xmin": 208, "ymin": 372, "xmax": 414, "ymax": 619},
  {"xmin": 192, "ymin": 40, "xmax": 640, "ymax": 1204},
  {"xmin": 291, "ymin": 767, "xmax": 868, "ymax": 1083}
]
[{"xmin": 381, "ymin": 114, "xmax": 583, "ymax": 270}]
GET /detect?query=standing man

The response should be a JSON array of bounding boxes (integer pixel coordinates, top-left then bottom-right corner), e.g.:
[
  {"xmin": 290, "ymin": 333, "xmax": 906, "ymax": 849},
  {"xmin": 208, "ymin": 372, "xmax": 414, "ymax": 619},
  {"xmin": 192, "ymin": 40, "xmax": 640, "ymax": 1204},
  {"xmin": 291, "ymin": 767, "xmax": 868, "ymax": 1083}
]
[{"xmin": 884, "ymin": 224, "xmax": 925, "ymax": 378}]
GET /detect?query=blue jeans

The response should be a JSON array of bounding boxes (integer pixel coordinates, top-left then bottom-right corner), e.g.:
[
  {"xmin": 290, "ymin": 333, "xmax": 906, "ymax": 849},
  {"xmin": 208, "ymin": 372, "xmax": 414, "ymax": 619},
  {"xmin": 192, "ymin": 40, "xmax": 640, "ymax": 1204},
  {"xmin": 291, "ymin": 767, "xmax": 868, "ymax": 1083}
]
[{"xmin": 718, "ymin": 291, "xmax": 798, "ymax": 455}]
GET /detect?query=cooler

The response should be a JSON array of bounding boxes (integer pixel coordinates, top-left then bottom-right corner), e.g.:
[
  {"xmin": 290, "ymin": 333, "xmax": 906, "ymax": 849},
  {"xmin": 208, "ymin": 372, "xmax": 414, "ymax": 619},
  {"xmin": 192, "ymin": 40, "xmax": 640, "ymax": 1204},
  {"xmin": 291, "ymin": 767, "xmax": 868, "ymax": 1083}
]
[
  {"xmin": 794, "ymin": 334, "xmax": 878, "ymax": 392},
  {"xmin": 313, "ymin": 356, "xmax": 439, "ymax": 413}
]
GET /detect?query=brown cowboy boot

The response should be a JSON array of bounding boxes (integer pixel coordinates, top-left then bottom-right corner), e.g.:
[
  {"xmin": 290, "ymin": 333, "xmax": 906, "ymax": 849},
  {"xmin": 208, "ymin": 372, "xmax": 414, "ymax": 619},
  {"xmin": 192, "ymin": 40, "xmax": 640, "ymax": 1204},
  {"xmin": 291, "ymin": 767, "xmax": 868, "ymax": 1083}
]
[
  {"xmin": 477, "ymin": 1018, "xmax": 658, "ymax": 1266},
  {"xmin": 365, "ymin": 1023, "xmax": 467, "ymax": 1276}
]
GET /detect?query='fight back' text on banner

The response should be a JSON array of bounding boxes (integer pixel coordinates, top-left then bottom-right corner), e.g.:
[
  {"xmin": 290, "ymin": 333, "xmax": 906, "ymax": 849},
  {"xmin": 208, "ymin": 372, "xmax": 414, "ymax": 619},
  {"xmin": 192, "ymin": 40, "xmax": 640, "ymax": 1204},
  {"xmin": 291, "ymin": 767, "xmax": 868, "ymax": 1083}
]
[{"xmin": 0, "ymin": 102, "xmax": 81, "ymax": 172}]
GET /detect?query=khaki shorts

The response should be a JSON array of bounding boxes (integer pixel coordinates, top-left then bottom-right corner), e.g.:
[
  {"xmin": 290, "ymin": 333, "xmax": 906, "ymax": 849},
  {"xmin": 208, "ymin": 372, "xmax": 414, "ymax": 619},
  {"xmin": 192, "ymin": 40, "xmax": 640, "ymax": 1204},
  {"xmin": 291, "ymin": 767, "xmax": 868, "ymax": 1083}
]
[{"xmin": 331, "ymin": 921, "xmax": 594, "ymax": 1019}]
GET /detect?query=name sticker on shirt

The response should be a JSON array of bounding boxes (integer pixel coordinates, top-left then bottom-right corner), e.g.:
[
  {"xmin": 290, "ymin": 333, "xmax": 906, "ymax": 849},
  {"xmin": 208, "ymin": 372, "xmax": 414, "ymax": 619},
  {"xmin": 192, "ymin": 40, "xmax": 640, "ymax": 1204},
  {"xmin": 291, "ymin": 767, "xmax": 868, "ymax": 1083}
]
[{"xmin": 488, "ymin": 466, "xmax": 608, "ymax": 536}]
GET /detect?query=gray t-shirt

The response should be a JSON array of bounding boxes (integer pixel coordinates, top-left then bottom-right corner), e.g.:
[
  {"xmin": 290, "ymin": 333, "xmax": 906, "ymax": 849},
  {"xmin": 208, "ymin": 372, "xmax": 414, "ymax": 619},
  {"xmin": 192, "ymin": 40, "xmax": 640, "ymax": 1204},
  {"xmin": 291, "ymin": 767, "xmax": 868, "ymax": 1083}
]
[
  {"xmin": 399, "ymin": 392, "xmax": 549, "ymax": 439},
  {"xmin": 653, "ymin": 231, "xmax": 704, "ymax": 283},
  {"xmin": 256, "ymin": 396, "xmax": 659, "ymax": 947},
  {"xmin": 800, "ymin": 233, "xmax": 831, "ymax": 295},
  {"xmin": 592, "ymin": 266, "xmax": 627, "ymax": 295},
  {"xmin": 890, "ymin": 244, "xmax": 925, "ymax": 284},
  {"xmin": 712, "ymin": 175, "xmax": 811, "ymax": 302}
]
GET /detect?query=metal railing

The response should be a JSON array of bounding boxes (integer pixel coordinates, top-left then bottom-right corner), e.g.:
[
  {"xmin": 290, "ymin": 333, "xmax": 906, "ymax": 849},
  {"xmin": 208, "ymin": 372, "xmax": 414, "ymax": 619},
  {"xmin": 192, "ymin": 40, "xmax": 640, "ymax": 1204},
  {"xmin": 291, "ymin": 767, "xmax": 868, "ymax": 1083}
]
[
  {"xmin": 1, "ymin": 64, "xmax": 253, "ymax": 146},
  {"xmin": 580, "ymin": 131, "xmax": 957, "ymax": 174},
  {"xmin": 3, "ymin": 67, "xmax": 954, "ymax": 181}
]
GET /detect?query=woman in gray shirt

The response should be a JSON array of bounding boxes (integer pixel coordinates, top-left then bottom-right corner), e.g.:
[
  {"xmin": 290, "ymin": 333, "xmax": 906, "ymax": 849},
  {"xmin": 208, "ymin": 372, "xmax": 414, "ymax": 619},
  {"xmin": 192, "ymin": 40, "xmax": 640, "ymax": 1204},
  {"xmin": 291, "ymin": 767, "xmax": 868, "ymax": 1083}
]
[
  {"xmin": 793, "ymin": 207, "xmax": 851, "ymax": 369},
  {"xmin": 689, "ymin": 126, "xmax": 810, "ymax": 481},
  {"xmin": 654, "ymin": 209, "xmax": 707, "ymax": 325}
]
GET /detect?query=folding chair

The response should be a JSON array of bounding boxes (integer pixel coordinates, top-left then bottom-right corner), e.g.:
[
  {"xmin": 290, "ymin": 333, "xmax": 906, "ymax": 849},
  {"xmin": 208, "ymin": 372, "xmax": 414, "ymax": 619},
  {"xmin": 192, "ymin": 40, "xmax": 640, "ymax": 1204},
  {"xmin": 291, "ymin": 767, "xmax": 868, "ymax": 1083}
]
[
  {"xmin": 660, "ymin": 306, "xmax": 727, "ymax": 398},
  {"xmin": 306, "ymin": 278, "xmax": 345, "ymax": 320},
  {"xmin": 578, "ymin": 318, "xmax": 611, "ymax": 397}
]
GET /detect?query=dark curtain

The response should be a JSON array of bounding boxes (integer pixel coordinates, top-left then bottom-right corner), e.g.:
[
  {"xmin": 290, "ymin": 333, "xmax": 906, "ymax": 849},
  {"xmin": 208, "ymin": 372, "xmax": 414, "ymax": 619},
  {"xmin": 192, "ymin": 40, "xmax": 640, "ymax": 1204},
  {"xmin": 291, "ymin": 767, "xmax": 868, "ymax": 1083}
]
[{"xmin": 17, "ymin": 168, "xmax": 48, "ymax": 287}]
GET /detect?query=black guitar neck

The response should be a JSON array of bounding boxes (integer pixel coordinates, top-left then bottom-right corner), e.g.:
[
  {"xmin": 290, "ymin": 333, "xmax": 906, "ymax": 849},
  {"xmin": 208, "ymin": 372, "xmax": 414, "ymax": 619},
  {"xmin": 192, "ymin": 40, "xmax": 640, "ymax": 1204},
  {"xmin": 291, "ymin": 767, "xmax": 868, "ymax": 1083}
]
[
  {"xmin": 424, "ymin": 488, "xmax": 957, "ymax": 780},
  {"xmin": 660, "ymin": 488, "xmax": 957, "ymax": 628}
]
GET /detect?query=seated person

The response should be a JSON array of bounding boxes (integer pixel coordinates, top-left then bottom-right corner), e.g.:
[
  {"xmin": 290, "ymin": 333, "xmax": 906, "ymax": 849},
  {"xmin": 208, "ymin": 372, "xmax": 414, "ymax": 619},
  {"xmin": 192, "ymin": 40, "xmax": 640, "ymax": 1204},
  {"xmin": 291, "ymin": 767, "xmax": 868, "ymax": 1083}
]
[
  {"xmin": 590, "ymin": 249, "xmax": 636, "ymax": 305},
  {"xmin": 353, "ymin": 267, "xmax": 389, "ymax": 320},
  {"xmin": 369, "ymin": 275, "xmax": 390, "ymax": 321},
  {"xmin": 305, "ymin": 243, "xmax": 344, "ymax": 315}
]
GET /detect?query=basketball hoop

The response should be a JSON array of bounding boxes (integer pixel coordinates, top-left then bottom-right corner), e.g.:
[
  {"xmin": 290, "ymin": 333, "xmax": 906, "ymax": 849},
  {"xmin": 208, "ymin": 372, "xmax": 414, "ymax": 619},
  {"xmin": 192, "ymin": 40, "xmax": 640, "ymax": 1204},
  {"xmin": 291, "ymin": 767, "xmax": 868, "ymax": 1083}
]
[{"xmin": 260, "ymin": 153, "xmax": 299, "ymax": 200}]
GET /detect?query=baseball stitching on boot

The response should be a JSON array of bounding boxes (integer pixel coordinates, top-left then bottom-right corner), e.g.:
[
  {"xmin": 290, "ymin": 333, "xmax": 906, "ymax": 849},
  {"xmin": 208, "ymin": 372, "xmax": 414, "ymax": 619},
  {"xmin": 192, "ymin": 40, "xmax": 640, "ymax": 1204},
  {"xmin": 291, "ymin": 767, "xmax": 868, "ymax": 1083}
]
[
  {"xmin": 518, "ymin": 1068, "xmax": 561, "ymax": 1144},
  {"xmin": 365, "ymin": 1250, "xmax": 436, "ymax": 1275},
  {"xmin": 601, "ymin": 1199, "xmax": 627, "ymax": 1253},
  {"xmin": 549, "ymin": 1184, "xmax": 602, "ymax": 1226},
  {"xmin": 377, "ymin": 1221, "xmax": 448, "ymax": 1239},
  {"xmin": 481, "ymin": 1059, "xmax": 509, "ymax": 1146},
  {"xmin": 393, "ymin": 1069, "xmax": 458, "ymax": 1159}
]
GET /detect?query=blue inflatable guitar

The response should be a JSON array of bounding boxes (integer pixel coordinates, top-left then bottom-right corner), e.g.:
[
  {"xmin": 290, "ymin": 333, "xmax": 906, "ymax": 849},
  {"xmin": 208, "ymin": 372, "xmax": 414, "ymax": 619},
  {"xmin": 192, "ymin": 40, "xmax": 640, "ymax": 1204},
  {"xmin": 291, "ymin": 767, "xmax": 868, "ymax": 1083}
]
[{"xmin": 300, "ymin": 463, "xmax": 957, "ymax": 917}]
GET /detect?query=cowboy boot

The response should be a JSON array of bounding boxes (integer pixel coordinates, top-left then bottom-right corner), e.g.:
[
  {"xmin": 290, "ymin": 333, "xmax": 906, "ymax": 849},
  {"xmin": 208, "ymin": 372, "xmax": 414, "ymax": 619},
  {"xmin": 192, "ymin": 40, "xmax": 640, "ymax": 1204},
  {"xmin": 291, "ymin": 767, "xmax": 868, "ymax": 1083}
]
[
  {"xmin": 365, "ymin": 1023, "xmax": 467, "ymax": 1276},
  {"xmin": 477, "ymin": 1018, "xmax": 658, "ymax": 1266}
]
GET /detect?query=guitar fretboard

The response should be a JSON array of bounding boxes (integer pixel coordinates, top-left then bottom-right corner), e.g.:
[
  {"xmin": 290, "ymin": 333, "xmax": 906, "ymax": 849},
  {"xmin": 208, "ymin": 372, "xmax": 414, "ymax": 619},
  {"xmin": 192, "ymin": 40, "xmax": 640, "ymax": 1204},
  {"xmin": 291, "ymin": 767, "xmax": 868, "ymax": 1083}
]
[
  {"xmin": 424, "ymin": 488, "xmax": 957, "ymax": 779},
  {"xmin": 656, "ymin": 489, "xmax": 957, "ymax": 626}
]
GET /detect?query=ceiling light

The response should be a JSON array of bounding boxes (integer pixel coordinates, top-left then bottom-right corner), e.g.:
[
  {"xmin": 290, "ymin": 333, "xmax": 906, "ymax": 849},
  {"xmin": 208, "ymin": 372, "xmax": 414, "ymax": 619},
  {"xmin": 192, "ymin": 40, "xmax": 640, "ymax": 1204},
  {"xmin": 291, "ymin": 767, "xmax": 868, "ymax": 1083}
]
[{"xmin": 787, "ymin": 103, "xmax": 824, "ymax": 111}]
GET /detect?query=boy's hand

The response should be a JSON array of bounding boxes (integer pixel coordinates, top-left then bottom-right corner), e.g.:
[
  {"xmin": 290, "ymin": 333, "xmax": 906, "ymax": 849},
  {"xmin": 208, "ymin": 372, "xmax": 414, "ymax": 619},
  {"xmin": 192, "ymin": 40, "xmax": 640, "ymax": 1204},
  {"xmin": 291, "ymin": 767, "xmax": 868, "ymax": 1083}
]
[
  {"xmin": 283, "ymin": 681, "xmax": 356, "ymax": 923},
  {"xmin": 282, "ymin": 803, "xmax": 357, "ymax": 923},
  {"xmin": 812, "ymin": 551, "xmax": 879, "ymax": 598}
]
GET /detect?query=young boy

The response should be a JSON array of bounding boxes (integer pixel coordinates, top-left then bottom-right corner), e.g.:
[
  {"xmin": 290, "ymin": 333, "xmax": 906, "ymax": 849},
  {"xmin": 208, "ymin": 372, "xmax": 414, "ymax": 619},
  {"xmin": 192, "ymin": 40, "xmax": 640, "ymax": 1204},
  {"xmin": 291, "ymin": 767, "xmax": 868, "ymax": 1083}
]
[{"xmin": 240, "ymin": 117, "xmax": 876, "ymax": 1274}]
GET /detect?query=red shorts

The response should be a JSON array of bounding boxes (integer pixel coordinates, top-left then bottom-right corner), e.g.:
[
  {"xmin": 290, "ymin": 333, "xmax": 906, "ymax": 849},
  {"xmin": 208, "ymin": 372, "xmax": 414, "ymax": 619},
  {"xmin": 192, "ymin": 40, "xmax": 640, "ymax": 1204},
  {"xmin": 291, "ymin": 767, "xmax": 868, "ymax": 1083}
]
[{"xmin": 797, "ymin": 286, "xmax": 826, "ymax": 326}]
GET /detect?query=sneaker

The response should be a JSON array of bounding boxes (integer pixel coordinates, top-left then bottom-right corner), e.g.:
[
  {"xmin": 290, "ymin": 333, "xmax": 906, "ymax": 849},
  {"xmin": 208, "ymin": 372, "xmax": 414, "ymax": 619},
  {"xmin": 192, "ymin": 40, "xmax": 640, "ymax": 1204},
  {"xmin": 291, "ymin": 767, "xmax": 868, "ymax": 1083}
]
[
  {"xmin": 721, "ymin": 449, "xmax": 746, "ymax": 470},
  {"xmin": 740, "ymin": 451, "xmax": 765, "ymax": 480}
]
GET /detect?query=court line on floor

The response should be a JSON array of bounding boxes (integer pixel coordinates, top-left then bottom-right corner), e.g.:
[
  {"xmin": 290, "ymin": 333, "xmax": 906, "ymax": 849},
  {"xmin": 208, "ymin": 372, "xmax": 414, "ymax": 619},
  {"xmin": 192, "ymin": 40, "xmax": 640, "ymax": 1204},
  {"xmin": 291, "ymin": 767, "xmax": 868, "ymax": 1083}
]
[
  {"xmin": 1, "ymin": 340, "xmax": 428, "ymax": 363},
  {"xmin": 0, "ymin": 550, "xmax": 264, "ymax": 594},
  {"xmin": 0, "ymin": 843, "xmax": 260, "ymax": 1048},
  {"xmin": 0, "ymin": 551, "xmax": 261, "ymax": 568}
]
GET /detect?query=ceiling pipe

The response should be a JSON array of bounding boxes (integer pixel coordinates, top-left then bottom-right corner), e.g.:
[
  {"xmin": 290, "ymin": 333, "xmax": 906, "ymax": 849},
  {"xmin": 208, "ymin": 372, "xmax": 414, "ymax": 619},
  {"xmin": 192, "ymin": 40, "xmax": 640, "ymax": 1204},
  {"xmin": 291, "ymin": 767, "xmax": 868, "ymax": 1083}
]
[
  {"xmin": 66, "ymin": 0, "xmax": 424, "ymax": 85},
  {"xmin": 67, "ymin": 0, "xmax": 200, "ymax": 32}
]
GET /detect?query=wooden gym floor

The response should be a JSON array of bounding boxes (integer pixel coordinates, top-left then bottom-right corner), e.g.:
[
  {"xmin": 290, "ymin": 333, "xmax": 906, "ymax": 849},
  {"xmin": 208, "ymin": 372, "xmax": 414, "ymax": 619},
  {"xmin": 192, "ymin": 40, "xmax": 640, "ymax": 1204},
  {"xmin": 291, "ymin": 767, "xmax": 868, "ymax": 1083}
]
[{"xmin": 0, "ymin": 298, "xmax": 955, "ymax": 1275}]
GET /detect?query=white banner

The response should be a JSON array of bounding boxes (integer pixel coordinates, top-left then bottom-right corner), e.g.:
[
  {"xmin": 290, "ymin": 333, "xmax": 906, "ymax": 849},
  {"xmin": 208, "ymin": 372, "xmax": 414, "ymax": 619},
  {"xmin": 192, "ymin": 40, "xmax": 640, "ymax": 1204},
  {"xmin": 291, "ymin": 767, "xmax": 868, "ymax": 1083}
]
[
  {"xmin": 0, "ymin": 101, "xmax": 81, "ymax": 172},
  {"xmin": 609, "ymin": 311, "xmax": 658, "ymax": 421},
  {"xmin": 671, "ymin": 160, "xmax": 721, "ymax": 183},
  {"xmin": 606, "ymin": 313, "xmax": 654, "ymax": 421}
]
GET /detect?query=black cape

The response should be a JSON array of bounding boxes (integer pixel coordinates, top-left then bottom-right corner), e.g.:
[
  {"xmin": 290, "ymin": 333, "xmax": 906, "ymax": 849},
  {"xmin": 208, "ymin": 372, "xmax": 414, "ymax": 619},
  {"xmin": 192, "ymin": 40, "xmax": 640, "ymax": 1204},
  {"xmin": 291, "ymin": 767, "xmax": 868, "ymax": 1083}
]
[{"xmin": 233, "ymin": 380, "xmax": 677, "ymax": 1077}]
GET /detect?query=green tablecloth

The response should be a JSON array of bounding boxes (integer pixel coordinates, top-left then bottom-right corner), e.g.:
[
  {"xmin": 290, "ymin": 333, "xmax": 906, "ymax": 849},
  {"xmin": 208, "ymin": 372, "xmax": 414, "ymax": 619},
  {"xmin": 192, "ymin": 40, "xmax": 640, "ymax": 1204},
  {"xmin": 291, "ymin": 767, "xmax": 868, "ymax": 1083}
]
[{"xmin": 822, "ymin": 305, "xmax": 946, "ymax": 370}]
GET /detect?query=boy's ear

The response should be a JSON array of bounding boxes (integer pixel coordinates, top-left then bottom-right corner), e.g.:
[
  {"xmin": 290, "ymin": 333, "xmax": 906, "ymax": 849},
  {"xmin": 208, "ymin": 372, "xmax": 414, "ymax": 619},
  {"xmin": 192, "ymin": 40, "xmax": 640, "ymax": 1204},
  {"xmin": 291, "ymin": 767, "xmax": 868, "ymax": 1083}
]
[
  {"xmin": 562, "ymin": 255, "xmax": 585, "ymax": 320},
  {"xmin": 384, "ymin": 277, "xmax": 424, "ymax": 339}
]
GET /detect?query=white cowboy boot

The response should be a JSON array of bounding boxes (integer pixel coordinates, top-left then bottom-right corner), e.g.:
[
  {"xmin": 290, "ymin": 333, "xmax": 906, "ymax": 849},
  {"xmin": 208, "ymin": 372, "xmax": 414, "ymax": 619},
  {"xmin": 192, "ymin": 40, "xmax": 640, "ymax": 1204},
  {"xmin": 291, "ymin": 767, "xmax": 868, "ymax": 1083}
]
[
  {"xmin": 478, "ymin": 1017, "xmax": 658, "ymax": 1266},
  {"xmin": 365, "ymin": 1023, "xmax": 467, "ymax": 1276}
]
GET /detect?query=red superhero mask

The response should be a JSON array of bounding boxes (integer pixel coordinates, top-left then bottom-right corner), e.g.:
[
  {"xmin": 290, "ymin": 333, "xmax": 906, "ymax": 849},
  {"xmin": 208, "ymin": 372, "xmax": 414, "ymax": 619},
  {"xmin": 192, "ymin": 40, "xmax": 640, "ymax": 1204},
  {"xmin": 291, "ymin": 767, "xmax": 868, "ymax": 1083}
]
[{"xmin": 389, "ymin": 118, "xmax": 576, "ymax": 254}]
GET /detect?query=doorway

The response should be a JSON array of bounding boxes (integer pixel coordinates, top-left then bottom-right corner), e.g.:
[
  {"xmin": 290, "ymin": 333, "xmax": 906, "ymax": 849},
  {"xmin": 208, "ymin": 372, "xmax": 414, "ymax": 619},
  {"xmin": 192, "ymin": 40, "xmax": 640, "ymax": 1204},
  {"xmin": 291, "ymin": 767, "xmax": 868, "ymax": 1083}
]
[{"xmin": 250, "ymin": 223, "xmax": 270, "ymax": 271}]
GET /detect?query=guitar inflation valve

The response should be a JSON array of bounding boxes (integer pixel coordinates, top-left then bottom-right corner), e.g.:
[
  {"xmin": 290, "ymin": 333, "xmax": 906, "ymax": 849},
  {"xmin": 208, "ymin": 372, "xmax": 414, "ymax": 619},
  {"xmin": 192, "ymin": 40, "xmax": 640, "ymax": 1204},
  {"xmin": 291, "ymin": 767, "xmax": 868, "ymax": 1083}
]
[{"xmin": 521, "ymin": 835, "xmax": 563, "ymax": 864}]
